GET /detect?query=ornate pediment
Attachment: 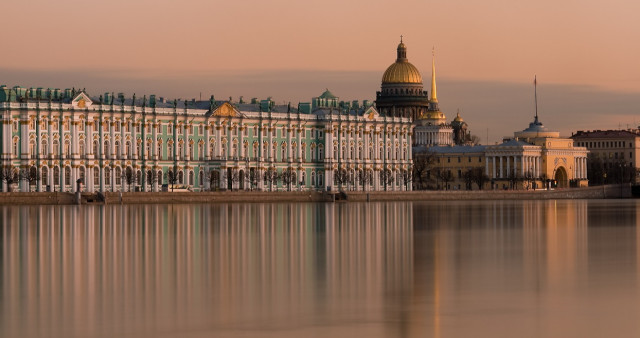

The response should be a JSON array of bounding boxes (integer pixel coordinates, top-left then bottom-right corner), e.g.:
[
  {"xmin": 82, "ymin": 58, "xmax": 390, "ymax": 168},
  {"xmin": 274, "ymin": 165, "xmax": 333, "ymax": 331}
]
[
  {"xmin": 211, "ymin": 102, "xmax": 243, "ymax": 117},
  {"xmin": 364, "ymin": 107, "xmax": 379, "ymax": 120},
  {"xmin": 72, "ymin": 92, "xmax": 93, "ymax": 109}
]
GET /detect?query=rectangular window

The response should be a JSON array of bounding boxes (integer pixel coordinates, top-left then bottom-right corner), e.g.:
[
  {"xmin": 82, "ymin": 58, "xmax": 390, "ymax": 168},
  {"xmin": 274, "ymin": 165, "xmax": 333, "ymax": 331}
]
[
  {"xmin": 168, "ymin": 124, "xmax": 173, "ymax": 135},
  {"xmin": 157, "ymin": 123, "xmax": 162, "ymax": 134},
  {"xmin": 136, "ymin": 124, "xmax": 141, "ymax": 133}
]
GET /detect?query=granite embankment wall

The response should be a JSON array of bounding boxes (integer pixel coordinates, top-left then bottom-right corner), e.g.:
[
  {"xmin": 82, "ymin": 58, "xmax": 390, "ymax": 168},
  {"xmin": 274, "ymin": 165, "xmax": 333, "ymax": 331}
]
[{"xmin": 0, "ymin": 184, "xmax": 632, "ymax": 205}]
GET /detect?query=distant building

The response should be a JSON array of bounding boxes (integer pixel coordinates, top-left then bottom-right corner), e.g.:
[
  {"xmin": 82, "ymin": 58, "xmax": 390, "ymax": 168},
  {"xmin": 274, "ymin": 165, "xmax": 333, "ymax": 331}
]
[
  {"xmin": 571, "ymin": 129, "xmax": 640, "ymax": 184},
  {"xmin": 0, "ymin": 86, "xmax": 412, "ymax": 192},
  {"xmin": 414, "ymin": 115, "xmax": 589, "ymax": 190},
  {"xmin": 376, "ymin": 39, "xmax": 472, "ymax": 148}
]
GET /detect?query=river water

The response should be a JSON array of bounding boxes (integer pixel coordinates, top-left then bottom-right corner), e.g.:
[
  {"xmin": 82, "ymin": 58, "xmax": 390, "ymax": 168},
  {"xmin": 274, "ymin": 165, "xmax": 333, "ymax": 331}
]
[{"xmin": 1, "ymin": 200, "xmax": 639, "ymax": 338}]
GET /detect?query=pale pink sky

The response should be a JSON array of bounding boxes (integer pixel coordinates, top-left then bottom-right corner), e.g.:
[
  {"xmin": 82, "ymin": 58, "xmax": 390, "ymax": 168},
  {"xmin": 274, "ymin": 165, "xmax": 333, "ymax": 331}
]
[{"xmin": 2, "ymin": 0, "xmax": 639, "ymax": 141}]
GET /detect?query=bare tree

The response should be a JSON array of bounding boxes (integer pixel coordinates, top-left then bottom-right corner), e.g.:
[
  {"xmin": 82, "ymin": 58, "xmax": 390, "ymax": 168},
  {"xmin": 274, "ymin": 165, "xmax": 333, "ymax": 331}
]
[
  {"xmin": 356, "ymin": 169, "xmax": 373, "ymax": 191},
  {"xmin": 146, "ymin": 169, "xmax": 159, "ymax": 190},
  {"xmin": 437, "ymin": 169, "xmax": 454, "ymax": 190},
  {"xmin": 380, "ymin": 168, "xmax": 394, "ymax": 191},
  {"xmin": 462, "ymin": 169, "xmax": 474, "ymax": 190},
  {"xmin": 470, "ymin": 167, "xmax": 489, "ymax": 190},
  {"xmin": 507, "ymin": 170, "xmax": 521, "ymax": 190},
  {"xmin": 263, "ymin": 167, "xmax": 279, "ymax": 191},
  {"xmin": 165, "ymin": 168, "xmax": 179, "ymax": 192},
  {"xmin": 0, "ymin": 166, "xmax": 20, "ymax": 192},
  {"xmin": 204, "ymin": 170, "xmax": 221, "ymax": 191},
  {"xmin": 249, "ymin": 170, "xmax": 259, "ymax": 190},
  {"xmin": 19, "ymin": 166, "xmax": 41, "ymax": 192},
  {"xmin": 280, "ymin": 167, "xmax": 295, "ymax": 191},
  {"xmin": 412, "ymin": 151, "xmax": 437, "ymax": 190},
  {"xmin": 334, "ymin": 168, "xmax": 349, "ymax": 191},
  {"xmin": 523, "ymin": 169, "xmax": 536, "ymax": 190},
  {"xmin": 401, "ymin": 168, "xmax": 413, "ymax": 191},
  {"xmin": 124, "ymin": 167, "xmax": 136, "ymax": 192}
]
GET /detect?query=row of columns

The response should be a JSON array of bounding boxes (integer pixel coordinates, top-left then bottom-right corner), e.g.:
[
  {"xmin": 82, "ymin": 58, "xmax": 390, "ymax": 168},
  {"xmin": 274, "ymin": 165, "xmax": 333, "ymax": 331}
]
[{"xmin": 487, "ymin": 155, "xmax": 542, "ymax": 178}]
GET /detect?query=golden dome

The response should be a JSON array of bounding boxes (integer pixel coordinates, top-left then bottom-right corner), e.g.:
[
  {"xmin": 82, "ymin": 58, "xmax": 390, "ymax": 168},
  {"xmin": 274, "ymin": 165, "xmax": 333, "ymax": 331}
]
[
  {"xmin": 454, "ymin": 112, "xmax": 464, "ymax": 122},
  {"xmin": 382, "ymin": 62, "xmax": 423, "ymax": 84},
  {"xmin": 381, "ymin": 39, "xmax": 423, "ymax": 84}
]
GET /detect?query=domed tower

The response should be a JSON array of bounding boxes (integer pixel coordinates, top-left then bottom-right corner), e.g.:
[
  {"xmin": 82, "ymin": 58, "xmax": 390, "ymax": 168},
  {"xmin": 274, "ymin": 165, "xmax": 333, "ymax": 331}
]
[
  {"xmin": 451, "ymin": 112, "xmax": 468, "ymax": 145},
  {"xmin": 375, "ymin": 38, "xmax": 430, "ymax": 120}
]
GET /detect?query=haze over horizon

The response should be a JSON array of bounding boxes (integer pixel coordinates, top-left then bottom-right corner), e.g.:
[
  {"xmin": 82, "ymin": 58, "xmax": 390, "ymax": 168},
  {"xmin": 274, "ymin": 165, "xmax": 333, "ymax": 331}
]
[{"xmin": 2, "ymin": 0, "xmax": 639, "ymax": 143}]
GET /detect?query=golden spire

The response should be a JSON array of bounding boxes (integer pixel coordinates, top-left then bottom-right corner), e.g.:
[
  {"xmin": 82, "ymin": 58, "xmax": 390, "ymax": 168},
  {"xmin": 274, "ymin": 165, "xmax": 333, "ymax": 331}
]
[{"xmin": 430, "ymin": 47, "xmax": 438, "ymax": 103}]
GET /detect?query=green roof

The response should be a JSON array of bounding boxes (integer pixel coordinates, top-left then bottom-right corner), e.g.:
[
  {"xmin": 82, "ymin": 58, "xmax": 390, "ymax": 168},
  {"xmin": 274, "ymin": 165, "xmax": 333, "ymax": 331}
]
[{"xmin": 319, "ymin": 89, "xmax": 337, "ymax": 99}]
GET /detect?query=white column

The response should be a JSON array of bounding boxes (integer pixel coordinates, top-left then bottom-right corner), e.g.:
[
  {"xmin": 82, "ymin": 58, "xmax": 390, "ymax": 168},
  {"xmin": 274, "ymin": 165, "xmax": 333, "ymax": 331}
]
[
  {"xmin": 485, "ymin": 156, "xmax": 490, "ymax": 176},
  {"xmin": 204, "ymin": 125, "xmax": 210, "ymax": 160},
  {"xmin": 499, "ymin": 156, "xmax": 503, "ymax": 178},
  {"xmin": 297, "ymin": 126, "xmax": 302, "ymax": 161}
]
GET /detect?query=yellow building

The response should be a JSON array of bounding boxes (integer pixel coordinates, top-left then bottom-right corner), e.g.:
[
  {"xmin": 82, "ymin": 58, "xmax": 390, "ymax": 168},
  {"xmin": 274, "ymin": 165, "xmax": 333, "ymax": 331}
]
[{"xmin": 415, "ymin": 116, "xmax": 589, "ymax": 190}]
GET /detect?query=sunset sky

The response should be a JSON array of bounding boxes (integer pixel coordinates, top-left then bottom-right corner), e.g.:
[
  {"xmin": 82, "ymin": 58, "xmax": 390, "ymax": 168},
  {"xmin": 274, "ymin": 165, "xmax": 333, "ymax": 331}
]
[{"xmin": 2, "ymin": 0, "xmax": 639, "ymax": 142}]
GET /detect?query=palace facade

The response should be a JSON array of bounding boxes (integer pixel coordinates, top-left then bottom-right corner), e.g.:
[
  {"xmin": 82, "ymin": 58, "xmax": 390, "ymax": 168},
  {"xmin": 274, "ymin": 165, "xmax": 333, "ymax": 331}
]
[{"xmin": 0, "ymin": 87, "xmax": 413, "ymax": 192}]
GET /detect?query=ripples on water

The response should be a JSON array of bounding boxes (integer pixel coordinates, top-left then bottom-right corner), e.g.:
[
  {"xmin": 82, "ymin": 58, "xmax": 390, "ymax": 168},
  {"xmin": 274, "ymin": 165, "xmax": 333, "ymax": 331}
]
[{"xmin": 1, "ymin": 200, "xmax": 639, "ymax": 338}]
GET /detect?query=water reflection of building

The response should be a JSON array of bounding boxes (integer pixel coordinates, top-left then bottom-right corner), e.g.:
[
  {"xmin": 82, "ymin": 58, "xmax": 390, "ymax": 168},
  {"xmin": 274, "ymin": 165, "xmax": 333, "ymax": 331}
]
[
  {"xmin": 412, "ymin": 200, "xmax": 639, "ymax": 337},
  {"xmin": 0, "ymin": 203, "xmax": 414, "ymax": 338}
]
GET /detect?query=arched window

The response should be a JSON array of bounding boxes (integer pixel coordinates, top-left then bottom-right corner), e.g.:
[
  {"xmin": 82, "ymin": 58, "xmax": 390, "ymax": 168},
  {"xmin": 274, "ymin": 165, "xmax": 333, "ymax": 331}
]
[
  {"xmin": 41, "ymin": 139, "xmax": 48, "ymax": 156},
  {"xmin": 115, "ymin": 167, "xmax": 122, "ymax": 185},
  {"xmin": 53, "ymin": 166, "xmax": 60, "ymax": 187},
  {"xmin": 178, "ymin": 171, "xmax": 184, "ymax": 184},
  {"xmin": 136, "ymin": 141, "xmax": 141, "ymax": 156},
  {"xmin": 210, "ymin": 140, "xmax": 215, "ymax": 158},
  {"xmin": 64, "ymin": 140, "xmax": 71, "ymax": 156},
  {"xmin": 79, "ymin": 140, "xmax": 85, "ymax": 155},
  {"xmin": 136, "ymin": 170, "xmax": 142, "ymax": 184},
  {"xmin": 189, "ymin": 171, "xmax": 194, "ymax": 185},
  {"xmin": 29, "ymin": 139, "xmax": 36, "ymax": 156},
  {"xmin": 146, "ymin": 141, "xmax": 152, "ymax": 158},
  {"xmin": 198, "ymin": 142, "xmax": 204, "ymax": 159},
  {"xmin": 243, "ymin": 142, "xmax": 248, "ymax": 158},
  {"xmin": 199, "ymin": 170, "xmax": 203, "ymax": 186},
  {"xmin": 302, "ymin": 143, "xmax": 306, "ymax": 161},
  {"xmin": 125, "ymin": 141, "xmax": 131, "ymax": 156},
  {"xmin": 94, "ymin": 168, "xmax": 99, "ymax": 186},
  {"xmin": 311, "ymin": 171, "xmax": 316, "ymax": 187},
  {"xmin": 93, "ymin": 140, "xmax": 99, "ymax": 156},
  {"xmin": 232, "ymin": 143, "xmax": 238, "ymax": 157},
  {"xmin": 103, "ymin": 140, "xmax": 109, "ymax": 157},
  {"xmin": 319, "ymin": 146, "xmax": 324, "ymax": 160},
  {"xmin": 64, "ymin": 166, "xmax": 71, "ymax": 186},
  {"xmin": 104, "ymin": 167, "xmax": 111, "ymax": 185},
  {"xmin": 158, "ymin": 142, "xmax": 163, "ymax": 160},
  {"xmin": 253, "ymin": 142, "xmax": 258, "ymax": 159},
  {"xmin": 42, "ymin": 167, "xmax": 48, "ymax": 186},
  {"xmin": 52, "ymin": 139, "xmax": 59, "ymax": 156},
  {"xmin": 115, "ymin": 141, "xmax": 121, "ymax": 157},
  {"xmin": 281, "ymin": 144, "xmax": 286, "ymax": 161},
  {"xmin": 157, "ymin": 170, "xmax": 163, "ymax": 185},
  {"xmin": 79, "ymin": 167, "xmax": 86, "ymax": 185},
  {"xmin": 188, "ymin": 142, "xmax": 193, "ymax": 159},
  {"xmin": 168, "ymin": 143, "xmax": 174, "ymax": 160}
]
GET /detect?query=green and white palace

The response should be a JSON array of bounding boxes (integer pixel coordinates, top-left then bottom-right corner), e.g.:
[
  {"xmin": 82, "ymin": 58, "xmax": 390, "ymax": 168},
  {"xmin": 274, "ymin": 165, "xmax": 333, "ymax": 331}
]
[{"xmin": 0, "ymin": 86, "xmax": 413, "ymax": 192}]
